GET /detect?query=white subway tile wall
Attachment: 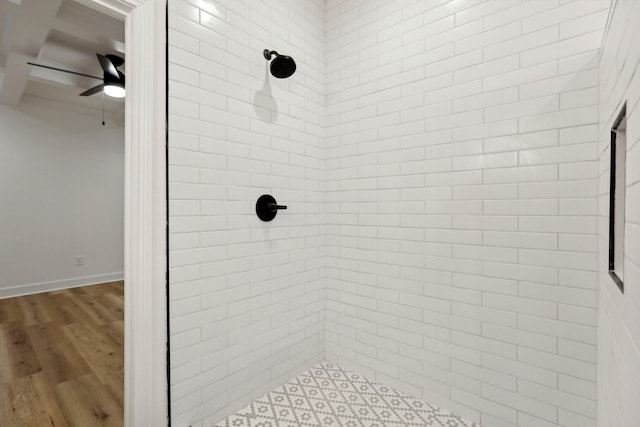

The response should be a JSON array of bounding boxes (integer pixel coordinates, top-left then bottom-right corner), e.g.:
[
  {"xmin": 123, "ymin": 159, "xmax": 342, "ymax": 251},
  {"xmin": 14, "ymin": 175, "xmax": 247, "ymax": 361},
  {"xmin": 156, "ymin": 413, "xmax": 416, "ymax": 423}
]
[
  {"xmin": 325, "ymin": 1, "xmax": 609, "ymax": 427},
  {"xmin": 167, "ymin": 0, "xmax": 620, "ymax": 426},
  {"xmin": 168, "ymin": 0, "xmax": 326, "ymax": 425},
  {"xmin": 598, "ymin": 1, "xmax": 640, "ymax": 426}
]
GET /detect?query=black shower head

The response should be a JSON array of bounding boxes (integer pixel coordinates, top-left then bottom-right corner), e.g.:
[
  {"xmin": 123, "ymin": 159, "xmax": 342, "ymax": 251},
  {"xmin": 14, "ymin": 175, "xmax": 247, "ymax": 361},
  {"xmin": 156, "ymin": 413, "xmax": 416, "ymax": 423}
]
[{"xmin": 263, "ymin": 49, "xmax": 296, "ymax": 79}]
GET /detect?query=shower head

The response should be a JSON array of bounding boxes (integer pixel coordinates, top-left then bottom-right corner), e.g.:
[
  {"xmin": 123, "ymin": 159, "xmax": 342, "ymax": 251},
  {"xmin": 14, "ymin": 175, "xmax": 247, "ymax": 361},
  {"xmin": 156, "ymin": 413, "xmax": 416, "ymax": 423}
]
[{"xmin": 263, "ymin": 49, "xmax": 296, "ymax": 79}]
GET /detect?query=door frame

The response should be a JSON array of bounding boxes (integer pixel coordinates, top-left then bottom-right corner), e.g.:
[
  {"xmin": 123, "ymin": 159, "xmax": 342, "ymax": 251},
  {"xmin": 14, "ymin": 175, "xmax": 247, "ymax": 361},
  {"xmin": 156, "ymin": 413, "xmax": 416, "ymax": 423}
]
[{"xmin": 83, "ymin": 0, "xmax": 167, "ymax": 425}]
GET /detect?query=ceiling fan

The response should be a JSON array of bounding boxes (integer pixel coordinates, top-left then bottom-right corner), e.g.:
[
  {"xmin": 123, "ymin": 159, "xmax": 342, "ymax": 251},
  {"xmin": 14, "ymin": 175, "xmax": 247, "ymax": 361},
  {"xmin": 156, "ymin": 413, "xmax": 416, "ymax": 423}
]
[{"xmin": 27, "ymin": 53, "xmax": 126, "ymax": 98}]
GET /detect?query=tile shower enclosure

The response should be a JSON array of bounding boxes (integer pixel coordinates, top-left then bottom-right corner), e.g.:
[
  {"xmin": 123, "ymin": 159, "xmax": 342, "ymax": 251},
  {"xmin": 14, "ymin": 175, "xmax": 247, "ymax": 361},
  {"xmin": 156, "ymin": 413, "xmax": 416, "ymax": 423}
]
[{"xmin": 168, "ymin": 1, "xmax": 639, "ymax": 427}]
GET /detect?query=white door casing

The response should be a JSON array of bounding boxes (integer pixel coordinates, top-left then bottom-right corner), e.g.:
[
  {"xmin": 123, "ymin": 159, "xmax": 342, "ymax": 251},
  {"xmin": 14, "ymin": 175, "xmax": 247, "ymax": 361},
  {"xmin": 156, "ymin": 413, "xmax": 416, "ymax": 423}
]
[{"xmin": 83, "ymin": 0, "xmax": 167, "ymax": 426}]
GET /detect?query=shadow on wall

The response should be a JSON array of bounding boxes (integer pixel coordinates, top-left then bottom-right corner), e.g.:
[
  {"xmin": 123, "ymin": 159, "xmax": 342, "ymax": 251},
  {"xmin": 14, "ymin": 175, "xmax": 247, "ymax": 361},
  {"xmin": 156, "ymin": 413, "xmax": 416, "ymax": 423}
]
[{"xmin": 253, "ymin": 62, "xmax": 278, "ymax": 123}]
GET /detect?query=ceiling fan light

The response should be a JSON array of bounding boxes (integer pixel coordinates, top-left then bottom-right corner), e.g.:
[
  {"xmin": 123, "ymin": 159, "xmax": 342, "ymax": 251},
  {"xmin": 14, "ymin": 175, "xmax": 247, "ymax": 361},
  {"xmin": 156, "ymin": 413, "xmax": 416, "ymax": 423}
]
[{"xmin": 104, "ymin": 84, "xmax": 125, "ymax": 98}]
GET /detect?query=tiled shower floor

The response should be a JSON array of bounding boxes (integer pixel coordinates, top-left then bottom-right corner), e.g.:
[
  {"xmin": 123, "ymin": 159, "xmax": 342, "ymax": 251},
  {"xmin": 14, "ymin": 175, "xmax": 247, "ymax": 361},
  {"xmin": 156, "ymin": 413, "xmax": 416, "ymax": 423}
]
[{"xmin": 214, "ymin": 362, "xmax": 480, "ymax": 427}]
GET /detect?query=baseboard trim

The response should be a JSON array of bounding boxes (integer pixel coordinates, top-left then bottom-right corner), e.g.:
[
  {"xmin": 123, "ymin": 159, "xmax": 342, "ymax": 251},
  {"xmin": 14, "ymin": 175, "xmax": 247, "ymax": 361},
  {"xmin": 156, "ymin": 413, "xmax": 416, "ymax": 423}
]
[{"xmin": 0, "ymin": 272, "xmax": 125, "ymax": 299}]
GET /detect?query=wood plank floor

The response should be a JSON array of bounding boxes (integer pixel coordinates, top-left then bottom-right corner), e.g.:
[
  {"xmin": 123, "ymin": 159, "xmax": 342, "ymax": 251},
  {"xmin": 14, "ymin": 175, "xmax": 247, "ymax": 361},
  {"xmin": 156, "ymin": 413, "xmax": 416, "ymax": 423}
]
[{"xmin": 0, "ymin": 281, "xmax": 124, "ymax": 427}]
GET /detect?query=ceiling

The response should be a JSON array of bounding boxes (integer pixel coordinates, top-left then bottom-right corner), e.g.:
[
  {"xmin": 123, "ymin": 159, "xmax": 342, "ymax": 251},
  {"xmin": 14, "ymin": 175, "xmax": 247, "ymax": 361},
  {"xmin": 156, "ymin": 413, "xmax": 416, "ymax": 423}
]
[{"xmin": 0, "ymin": 0, "xmax": 125, "ymax": 112}]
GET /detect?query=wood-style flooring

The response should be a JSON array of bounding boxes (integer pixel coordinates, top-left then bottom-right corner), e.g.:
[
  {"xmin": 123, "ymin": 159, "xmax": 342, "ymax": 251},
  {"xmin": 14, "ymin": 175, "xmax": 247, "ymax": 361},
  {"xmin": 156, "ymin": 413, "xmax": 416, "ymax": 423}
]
[{"xmin": 0, "ymin": 281, "xmax": 124, "ymax": 427}]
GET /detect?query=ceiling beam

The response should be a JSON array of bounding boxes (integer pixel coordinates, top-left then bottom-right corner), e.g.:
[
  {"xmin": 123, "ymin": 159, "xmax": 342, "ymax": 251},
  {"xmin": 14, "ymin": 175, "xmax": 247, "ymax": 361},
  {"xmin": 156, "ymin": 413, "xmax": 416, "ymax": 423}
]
[
  {"xmin": 52, "ymin": 1, "xmax": 125, "ymax": 54},
  {"xmin": 0, "ymin": 52, "xmax": 31, "ymax": 104},
  {"xmin": 0, "ymin": 0, "xmax": 63, "ymax": 105},
  {"xmin": 0, "ymin": 2, "xmax": 22, "ymax": 60},
  {"xmin": 68, "ymin": 0, "xmax": 131, "ymax": 21}
]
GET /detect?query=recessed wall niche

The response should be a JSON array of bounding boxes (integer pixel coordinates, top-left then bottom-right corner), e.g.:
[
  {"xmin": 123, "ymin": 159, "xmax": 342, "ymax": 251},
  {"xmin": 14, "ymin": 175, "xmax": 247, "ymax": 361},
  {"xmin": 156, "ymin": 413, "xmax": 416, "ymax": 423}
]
[{"xmin": 609, "ymin": 103, "xmax": 627, "ymax": 293}]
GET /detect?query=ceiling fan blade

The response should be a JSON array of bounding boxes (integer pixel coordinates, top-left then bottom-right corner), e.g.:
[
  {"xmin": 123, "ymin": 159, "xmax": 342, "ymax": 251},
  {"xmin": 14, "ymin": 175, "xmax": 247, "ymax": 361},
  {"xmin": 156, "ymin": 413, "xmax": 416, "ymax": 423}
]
[
  {"xmin": 27, "ymin": 62, "xmax": 102, "ymax": 80},
  {"xmin": 96, "ymin": 53, "xmax": 119, "ymax": 80},
  {"xmin": 106, "ymin": 54, "xmax": 125, "ymax": 68},
  {"xmin": 79, "ymin": 84, "xmax": 105, "ymax": 96}
]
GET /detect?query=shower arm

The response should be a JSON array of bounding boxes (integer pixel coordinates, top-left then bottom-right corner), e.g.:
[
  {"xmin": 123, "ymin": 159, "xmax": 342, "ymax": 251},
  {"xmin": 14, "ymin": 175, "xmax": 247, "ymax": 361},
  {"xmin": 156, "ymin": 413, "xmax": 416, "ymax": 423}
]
[{"xmin": 263, "ymin": 49, "xmax": 280, "ymax": 60}]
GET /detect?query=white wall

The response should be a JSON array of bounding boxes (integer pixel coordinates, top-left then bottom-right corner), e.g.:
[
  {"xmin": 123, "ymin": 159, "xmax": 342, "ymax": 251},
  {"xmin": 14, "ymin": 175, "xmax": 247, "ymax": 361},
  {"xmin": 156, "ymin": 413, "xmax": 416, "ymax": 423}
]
[
  {"xmin": 0, "ymin": 94, "xmax": 124, "ymax": 297},
  {"xmin": 167, "ymin": 0, "xmax": 326, "ymax": 425},
  {"xmin": 598, "ymin": 0, "xmax": 640, "ymax": 426},
  {"xmin": 325, "ymin": 1, "xmax": 609, "ymax": 427}
]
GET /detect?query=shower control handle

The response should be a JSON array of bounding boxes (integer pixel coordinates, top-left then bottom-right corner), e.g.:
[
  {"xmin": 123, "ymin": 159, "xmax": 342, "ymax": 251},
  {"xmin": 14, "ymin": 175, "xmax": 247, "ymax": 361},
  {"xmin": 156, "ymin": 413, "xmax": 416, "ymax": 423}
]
[
  {"xmin": 268, "ymin": 203, "xmax": 287, "ymax": 210},
  {"xmin": 256, "ymin": 195, "xmax": 287, "ymax": 222}
]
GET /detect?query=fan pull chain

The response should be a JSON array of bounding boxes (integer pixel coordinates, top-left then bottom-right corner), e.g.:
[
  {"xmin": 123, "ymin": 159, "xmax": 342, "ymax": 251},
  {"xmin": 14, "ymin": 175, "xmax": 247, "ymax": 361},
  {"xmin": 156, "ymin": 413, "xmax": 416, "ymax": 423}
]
[{"xmin": 102, "ymin": 90, "xmax": 105, "ymax": 126}]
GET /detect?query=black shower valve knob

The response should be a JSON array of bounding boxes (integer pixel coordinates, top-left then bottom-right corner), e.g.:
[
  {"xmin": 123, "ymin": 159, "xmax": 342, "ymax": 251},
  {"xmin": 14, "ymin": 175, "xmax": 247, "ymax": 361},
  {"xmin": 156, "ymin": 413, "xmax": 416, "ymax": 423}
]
[{"xmin": 256, "ymin": 195, "xmax": 287, "ymax": 222}]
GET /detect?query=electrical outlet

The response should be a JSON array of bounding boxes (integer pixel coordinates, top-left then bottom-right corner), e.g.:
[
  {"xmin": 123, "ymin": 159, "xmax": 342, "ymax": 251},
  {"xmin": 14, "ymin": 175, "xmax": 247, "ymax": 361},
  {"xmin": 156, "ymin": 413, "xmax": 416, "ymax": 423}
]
[{"xmin": 76, "ymin": 256, "xmax": 84, "ymax": 266}]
